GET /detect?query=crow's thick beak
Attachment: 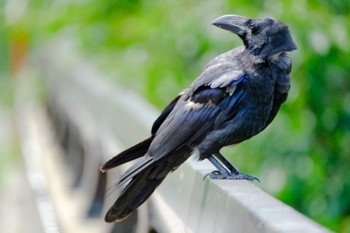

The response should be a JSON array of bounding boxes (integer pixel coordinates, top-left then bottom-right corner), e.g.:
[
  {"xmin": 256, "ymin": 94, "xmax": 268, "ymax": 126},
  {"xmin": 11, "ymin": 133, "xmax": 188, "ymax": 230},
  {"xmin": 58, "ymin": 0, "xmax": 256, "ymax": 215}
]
[{"xmin": 212, "ymin": 15, "xmax": 249, "ymax": 37}]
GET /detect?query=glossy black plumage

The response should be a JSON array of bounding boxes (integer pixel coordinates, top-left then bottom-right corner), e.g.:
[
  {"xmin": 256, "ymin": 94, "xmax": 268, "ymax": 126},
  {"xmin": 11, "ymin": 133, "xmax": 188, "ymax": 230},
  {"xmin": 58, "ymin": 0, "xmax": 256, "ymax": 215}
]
[{"xmin": 100, "ymin": 14, "xmax": 297, "ymax": 222}]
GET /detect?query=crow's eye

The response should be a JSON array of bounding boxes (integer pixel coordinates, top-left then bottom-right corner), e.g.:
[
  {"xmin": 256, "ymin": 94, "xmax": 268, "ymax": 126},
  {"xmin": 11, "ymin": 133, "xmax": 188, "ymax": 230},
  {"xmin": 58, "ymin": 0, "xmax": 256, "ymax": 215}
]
[{"xmin": 249, "ymin": 23, "xmax": 259, "ymax": 34}]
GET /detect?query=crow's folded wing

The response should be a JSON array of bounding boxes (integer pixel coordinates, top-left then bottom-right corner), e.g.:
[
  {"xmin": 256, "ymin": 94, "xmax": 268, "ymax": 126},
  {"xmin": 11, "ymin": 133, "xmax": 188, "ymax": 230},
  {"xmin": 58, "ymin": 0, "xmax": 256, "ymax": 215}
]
[
  {"xmin": 148, "ymin": 67, "xmax": 247, "ymax": 160},
  {"xmin": 114, "ymin": 65, "xmax": 247, "ymax": 188}
]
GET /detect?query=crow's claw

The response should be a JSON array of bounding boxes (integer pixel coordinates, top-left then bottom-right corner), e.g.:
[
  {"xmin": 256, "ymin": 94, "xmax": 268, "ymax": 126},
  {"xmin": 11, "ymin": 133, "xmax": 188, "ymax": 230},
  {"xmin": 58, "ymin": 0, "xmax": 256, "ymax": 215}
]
[
  {"xmin": 204, "ymin": 170, "xmax": 224, "ymax": 180},
  {"xmin": 206, "ymin": 170, "xmax": 227, "ymax": 179}
]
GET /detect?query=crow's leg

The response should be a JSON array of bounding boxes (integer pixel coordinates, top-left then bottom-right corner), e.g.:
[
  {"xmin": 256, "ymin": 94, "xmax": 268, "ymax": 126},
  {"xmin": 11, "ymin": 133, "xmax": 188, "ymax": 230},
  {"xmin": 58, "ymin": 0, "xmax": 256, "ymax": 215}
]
[
  {"xmin": 205, "ymin": 155, "xmax": 230, "ymax": 179},
  {"xmin": 213, "ymin": 152, "xmax": 237, "ymax": 173},
  {"xmin": 206, "ymin": 153, "xmax": 260, "ymax": 182}
]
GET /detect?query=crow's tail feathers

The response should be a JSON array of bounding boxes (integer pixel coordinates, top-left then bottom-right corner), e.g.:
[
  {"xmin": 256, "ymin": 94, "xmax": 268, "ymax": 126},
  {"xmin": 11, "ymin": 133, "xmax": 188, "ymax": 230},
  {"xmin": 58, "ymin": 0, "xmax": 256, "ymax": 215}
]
[
  {"xmin": 100, "ymin": 137, "xmax": 152, "ymax": 172},
  {"xmin": 100, "ymin": 136, "xmax": 161, "ymax": 223},
  {"xmin": 104, "ymin": 163, "xmax": 165, "ymax": 223}
]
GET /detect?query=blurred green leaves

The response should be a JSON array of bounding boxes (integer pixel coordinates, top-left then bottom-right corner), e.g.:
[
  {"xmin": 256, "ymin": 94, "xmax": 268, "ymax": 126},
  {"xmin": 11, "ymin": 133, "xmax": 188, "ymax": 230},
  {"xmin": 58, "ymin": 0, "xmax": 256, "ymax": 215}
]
[{"xmin": 10, "ymin": 0, "xmax": 350, "ymax": 231}]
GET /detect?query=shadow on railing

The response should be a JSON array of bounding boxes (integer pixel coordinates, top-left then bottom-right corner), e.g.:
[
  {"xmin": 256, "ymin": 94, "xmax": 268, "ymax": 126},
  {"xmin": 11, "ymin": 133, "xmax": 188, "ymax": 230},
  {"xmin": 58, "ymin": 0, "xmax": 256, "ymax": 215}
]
[{"xmin": 16, "ymin": 36, "xmax": 333, "ymax": 233}]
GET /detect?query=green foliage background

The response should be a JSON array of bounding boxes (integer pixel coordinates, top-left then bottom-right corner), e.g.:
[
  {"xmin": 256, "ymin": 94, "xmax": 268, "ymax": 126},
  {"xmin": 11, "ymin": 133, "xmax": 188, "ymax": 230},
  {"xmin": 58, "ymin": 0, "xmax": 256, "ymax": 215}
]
[{"xmin": 6, "ymin": 0, "xmax": 350, "ymax": 231}]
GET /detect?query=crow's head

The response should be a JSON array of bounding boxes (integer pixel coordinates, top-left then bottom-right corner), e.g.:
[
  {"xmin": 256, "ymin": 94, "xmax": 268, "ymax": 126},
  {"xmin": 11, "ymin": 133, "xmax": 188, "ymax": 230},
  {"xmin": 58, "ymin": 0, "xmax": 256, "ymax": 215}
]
[{"xmin": 212, "ymin": 14, "xmax": 297, "ymax": 58}]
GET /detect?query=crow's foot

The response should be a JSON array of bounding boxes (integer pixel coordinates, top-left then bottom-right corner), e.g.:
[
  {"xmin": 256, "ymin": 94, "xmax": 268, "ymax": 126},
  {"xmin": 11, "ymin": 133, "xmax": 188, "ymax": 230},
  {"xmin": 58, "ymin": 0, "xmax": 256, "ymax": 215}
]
[
  {"xmin": 205, "ymin": 154, "xmax": 260, "ymax": 182},
  {"xmin": 207, "ymin": 170, "xmax": 260, "ymax": 182}
]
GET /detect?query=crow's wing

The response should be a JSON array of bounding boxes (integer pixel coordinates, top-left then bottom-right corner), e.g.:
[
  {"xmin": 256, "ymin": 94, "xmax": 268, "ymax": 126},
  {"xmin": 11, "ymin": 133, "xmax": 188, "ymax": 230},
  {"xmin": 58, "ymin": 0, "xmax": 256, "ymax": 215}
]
[
  {"xmin": 148, "ymin": 63, "xmax": 247, "ymax": 160},
  {"xmin": 114, "ymin": 62, "xmax": 247, "ymax": 188}
]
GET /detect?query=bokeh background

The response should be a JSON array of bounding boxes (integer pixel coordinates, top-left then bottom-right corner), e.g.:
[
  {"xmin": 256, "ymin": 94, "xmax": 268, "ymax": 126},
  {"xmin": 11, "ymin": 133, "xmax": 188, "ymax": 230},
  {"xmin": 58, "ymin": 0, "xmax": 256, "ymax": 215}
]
[{"xmin": 1, "ymin": 0, "xmax": 350, "ymax": 232}]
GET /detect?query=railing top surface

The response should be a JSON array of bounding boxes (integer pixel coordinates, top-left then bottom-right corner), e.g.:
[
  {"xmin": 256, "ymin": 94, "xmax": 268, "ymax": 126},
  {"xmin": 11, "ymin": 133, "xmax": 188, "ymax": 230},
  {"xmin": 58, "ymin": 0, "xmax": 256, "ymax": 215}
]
[{"xmin": 35, "ymin": 36, "xmax": 332, "ymax": 233}]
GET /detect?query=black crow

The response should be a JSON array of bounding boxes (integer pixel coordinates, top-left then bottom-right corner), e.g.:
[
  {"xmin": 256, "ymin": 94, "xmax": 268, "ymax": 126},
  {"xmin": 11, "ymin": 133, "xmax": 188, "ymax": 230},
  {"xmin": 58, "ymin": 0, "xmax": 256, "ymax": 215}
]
[{"xmin": 100, "ymin": 14, "xmax": 297, "ymax": 223}]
